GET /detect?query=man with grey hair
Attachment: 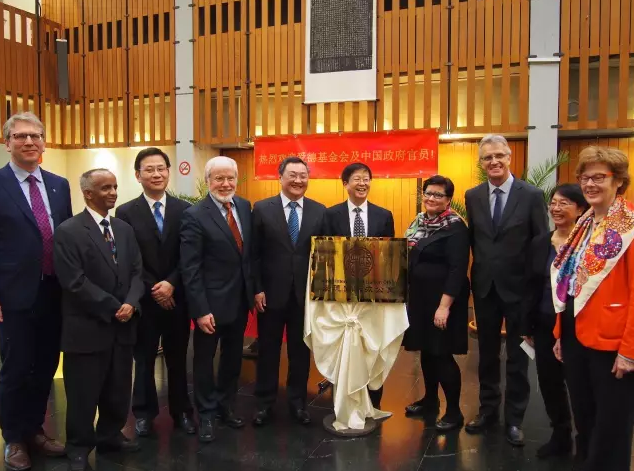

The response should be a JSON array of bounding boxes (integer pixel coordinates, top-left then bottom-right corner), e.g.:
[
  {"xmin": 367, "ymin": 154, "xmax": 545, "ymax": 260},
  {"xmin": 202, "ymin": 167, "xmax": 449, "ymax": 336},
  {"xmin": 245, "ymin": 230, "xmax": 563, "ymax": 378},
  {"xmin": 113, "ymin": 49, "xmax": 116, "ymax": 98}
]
[
  {"xmin": 180, "ymin": 156, "xmax": 254, "ymax": 443},
  {"xmin": 464, "ymin": 135, "xmax": 548, "ymax": 446},
  {"xmin": 54, "ymin": 169, "xmax": 144, "ymax": 471},
  {"xmin": 0, "ymin": 112, "xmax": 71, "ymax": 471}
]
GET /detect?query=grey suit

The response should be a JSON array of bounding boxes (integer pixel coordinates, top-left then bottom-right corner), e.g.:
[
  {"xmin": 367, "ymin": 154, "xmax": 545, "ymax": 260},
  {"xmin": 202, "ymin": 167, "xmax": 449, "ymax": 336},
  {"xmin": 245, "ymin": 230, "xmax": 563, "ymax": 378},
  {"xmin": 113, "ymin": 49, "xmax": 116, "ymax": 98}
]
[{"xmin": 465, "ymin": 178, "xmax": 549, "ymax": 426}]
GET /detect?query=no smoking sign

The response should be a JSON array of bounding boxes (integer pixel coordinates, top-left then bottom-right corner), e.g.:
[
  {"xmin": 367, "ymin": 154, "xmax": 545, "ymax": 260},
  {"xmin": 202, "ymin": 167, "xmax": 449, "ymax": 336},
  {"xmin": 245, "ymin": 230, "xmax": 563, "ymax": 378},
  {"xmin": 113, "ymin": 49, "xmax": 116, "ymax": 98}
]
[{"xmin": 179, "ymin": 161, "xmax": 191, "ymax": 176}]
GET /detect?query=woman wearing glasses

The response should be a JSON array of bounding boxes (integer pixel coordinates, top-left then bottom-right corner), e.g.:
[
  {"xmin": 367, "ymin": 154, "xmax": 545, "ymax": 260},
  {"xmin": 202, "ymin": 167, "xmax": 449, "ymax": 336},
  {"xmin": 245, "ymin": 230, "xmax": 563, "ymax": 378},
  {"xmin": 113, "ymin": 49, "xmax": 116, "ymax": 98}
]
[
  {"xmin": 552, "ymin": 147, "xmax": 634, "ymax": 471},
  {"xmin": 522, "ymin": 184, "xmax": 589, "ymax": 460},
  {"xmin": 402, "ymin": 175, "xmax": 470, "ymax": 432}
]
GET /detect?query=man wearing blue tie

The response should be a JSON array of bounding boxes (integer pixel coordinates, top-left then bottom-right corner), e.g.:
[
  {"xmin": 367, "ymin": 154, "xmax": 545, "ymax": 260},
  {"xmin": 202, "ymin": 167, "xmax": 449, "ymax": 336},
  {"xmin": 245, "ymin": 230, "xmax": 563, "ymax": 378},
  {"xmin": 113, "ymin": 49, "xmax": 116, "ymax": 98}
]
[{"xmin": 115, "ymin": 148, "xmax": 195, "ymax": 437}]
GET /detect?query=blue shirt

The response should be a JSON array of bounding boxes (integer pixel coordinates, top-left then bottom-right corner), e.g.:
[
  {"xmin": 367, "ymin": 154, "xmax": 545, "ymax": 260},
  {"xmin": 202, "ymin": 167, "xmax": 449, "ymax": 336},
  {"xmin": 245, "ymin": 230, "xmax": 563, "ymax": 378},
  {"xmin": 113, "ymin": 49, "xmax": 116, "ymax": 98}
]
[
  {"xmin": 9, "ymin": 161, "xmax": 54, "ymax": 232},
  {"xmin": 209, "ymin": 193, "xmax": 243, "ymax": 237},
  {"xmin": 488, "ymin": 174, "xmax": 514, "ymax": 218}
]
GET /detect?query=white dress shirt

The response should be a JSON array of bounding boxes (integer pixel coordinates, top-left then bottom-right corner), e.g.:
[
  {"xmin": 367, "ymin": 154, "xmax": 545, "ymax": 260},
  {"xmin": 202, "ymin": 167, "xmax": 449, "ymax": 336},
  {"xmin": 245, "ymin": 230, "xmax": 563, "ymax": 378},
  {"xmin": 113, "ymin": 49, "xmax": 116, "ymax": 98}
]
[
  {"xmin": 143, "ymin": 192, "xmax": 167, "ymax": 219},
  {"xmin": 210, "ymin": 193, "xmax": 243, "ymax": 236},
  {"xmin": 86, "ymin": 206, "xmax": 114, "ymax": 241},
  {"xmin": 347, "ymin": 199, "xmax": 368, "ymax": 236},
  {"xmin": 9, "ymin": 161, "xmax": 54, "ymax": 232},
  {"xmin": 488, "ymin": 174, "xmax": 514, "ymax": 218},
  {"xmin": 280, "ymin": 192, "xmax": 304, "ymax": 228}
]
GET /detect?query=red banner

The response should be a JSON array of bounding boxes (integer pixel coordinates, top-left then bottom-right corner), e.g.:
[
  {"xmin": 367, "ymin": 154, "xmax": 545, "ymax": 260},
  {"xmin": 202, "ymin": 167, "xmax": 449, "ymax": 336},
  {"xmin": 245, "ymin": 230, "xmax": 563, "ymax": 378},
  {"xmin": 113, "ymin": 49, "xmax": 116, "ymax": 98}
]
[{"xmin": 253, "ymin": 129, "xmax": 439, "ymax": 179}]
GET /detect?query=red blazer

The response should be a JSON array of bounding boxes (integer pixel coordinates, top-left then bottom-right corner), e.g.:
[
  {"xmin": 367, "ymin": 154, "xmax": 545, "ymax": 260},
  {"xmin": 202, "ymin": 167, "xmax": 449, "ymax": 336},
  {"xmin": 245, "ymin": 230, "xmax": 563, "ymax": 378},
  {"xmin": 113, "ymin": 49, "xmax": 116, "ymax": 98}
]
[{"xmin": 554, "ymin": 242, "xmax": 634, "ymax": 359}]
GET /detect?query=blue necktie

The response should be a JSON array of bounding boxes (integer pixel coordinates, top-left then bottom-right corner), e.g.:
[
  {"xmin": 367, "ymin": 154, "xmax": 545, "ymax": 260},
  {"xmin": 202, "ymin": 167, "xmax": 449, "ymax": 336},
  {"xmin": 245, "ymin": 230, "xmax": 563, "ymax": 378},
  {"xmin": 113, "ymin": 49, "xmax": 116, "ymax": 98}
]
[
  {"xmin": 154, "ymin": 201, "xmax": 164, "ymax": 234},
  {"xmin": 288, "ymin": 201, "xmax": 299, "ymax": 245},
  {"xmin": 492, "ymin": 188, "xmax": 503, "ymax": 228}
]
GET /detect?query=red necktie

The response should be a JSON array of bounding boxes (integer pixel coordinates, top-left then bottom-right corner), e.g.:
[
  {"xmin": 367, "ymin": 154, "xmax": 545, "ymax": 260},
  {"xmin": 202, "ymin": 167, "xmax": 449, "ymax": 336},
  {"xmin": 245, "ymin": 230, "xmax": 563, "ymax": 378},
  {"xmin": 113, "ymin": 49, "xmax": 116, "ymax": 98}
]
[
  {"xmin": 26, "ymin": 175, "xmax": 54, "ymax": 275},
  {"xmin": 223, "ymin": 202, "xmax": 243, "ymax": 253}
]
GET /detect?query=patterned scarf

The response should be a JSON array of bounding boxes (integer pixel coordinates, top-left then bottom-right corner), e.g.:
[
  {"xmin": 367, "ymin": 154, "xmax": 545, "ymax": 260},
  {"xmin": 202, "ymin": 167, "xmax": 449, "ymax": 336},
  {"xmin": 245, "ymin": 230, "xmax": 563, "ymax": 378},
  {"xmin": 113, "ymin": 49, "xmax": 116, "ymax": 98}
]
[
  {"xmin": 405, "ymin": 208, "xmax": 463, "ymax": 244},
  {"xmin": 551, "ymin": 196, "xmax": 634, "ymax": 316}
]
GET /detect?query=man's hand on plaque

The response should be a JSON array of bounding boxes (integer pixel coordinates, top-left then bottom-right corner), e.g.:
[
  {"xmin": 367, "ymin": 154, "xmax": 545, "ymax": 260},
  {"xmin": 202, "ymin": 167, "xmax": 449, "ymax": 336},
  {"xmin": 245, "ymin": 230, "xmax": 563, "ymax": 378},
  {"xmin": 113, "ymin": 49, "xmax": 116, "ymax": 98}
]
[{"xmin": 255, "ymin": 292, "xmax": 266, "ymax": 313}]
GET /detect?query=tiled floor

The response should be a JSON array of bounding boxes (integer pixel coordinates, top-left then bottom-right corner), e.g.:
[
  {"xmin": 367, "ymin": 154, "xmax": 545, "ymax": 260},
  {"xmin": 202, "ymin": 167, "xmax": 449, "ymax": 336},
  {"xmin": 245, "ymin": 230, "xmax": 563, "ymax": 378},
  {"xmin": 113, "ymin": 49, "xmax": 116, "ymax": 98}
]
[{"xmin": 8, "ymin": 335, "xmax": 634, "ymax": 471}]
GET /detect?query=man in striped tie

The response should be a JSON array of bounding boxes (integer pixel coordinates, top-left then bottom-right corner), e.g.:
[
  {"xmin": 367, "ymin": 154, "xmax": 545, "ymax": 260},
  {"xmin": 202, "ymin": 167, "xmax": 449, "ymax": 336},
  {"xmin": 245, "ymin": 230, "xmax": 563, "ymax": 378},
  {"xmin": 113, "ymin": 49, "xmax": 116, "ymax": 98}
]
[{"xmin": 251, "ymin": 157, "xmax": 326, "ymax": 427}]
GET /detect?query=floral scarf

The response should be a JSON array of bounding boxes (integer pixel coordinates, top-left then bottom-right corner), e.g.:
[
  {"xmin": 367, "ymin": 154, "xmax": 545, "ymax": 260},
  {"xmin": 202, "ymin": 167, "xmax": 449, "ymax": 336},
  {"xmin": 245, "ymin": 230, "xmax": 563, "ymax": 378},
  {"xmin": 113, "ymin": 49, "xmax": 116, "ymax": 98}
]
[
  {"xmin": 405, "ymin": 208, "xmax": 463, "ymax": 244},
  {"xmin": 551, "ymin": 196, "xmax": 634, "ymax": 316}
]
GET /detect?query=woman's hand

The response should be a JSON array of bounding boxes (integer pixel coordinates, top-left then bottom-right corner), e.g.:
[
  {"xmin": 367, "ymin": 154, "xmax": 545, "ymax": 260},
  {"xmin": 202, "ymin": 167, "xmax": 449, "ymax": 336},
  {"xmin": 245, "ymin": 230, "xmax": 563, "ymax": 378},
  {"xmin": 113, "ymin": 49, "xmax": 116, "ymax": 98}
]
[
  {"xmin": 612, "ymin": 355, "xmax": 634, "ymax": 379},
  {"xmin": 433, "ymin": 306, "xmax": 450, "ymax": 330},
  {"xmin": 553, "ymin": 339, "xmax": 563, "ymax": 362}
]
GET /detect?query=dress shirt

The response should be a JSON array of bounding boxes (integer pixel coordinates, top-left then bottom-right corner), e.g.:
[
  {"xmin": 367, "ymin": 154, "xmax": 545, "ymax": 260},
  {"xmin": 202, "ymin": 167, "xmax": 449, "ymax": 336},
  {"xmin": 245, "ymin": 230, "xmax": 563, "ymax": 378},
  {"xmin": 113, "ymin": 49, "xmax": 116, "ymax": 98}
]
[
  {"xmin": 488, "ymin": 174, "xmax": 514, "ymax": 218},
  {"xmin": 143, "ymin": 192, "xmax": 167, "ymax": 219},
  {"xmin": 281, "ymin": 192, "xmax": 304, "ymax": 228},
  {"xmin": 9, "ymin": 161, "xmax": 54, "ymax": 232},
  {"xmin": 210, "ymin": 193, "xmax": 243, "ymax": 236},
  {"xmin": 347, "ymin": 199, "xmax": 368, "ymax": 237},
  {"xmin": 86, "ymin": 206, "xmax": 114, "ymax": 241}
]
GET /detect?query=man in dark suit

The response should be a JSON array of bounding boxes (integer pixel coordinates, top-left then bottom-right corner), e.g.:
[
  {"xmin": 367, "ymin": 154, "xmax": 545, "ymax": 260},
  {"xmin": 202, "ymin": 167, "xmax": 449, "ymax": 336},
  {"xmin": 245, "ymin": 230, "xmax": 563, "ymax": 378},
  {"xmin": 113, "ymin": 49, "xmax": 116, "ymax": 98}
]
[
  {"xmin": 464, "ymin": 135, "xmax": 549, "ymax": 446},
  {"xmin": 180, "ymin": 156, "xmax": 253, "ymax": 443},
  {"xmin": 54, "ymin": 169, "xmax": 144, "ymax": 471},
  {"xmin": 251, "ymin": 156, "xmax": 326, "ymax": 427},
  {"xmin": 115, "ymin": 148, "xmax": 195, "ymax": 437},
  {"xmin": 324, "ymin": 162, "xmax": 395, "ymax": 408},
  {"xmin": 0, "ymin": 112, "xmax": 71, "ymax": 471}
]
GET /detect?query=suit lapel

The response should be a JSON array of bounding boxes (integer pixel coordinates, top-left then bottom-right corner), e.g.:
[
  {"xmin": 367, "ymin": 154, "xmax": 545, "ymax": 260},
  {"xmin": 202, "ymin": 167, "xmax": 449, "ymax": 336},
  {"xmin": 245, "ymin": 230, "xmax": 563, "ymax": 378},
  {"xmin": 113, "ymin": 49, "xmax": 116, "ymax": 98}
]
[
  {"xmin": 162, "ymin": 194, "xmax": 179, "ymax": 243},
  {"xmin": 336, "ymin": 203, "xmax": 351, "ymax": 237},
  {"xmin": 271, "ymin": 196, "xmax": 294, "ymax": 249},
  {"xmin": 82, "ymin": 210, "xmax": 118, "ymax": 275},
  {"xmin": 498, "ymin": 180, "xmax": 522, "ymax": 231},
  {"xmin": 135, "ymin": 194, "xmax": 162, "ymax": 241},
  {"xmin": 476, "ymin": 183, "xmax": 495, "ymax": 236},
  {"xmin": 297, "ymin": 199, "xmax": 318, "ymax": 246},
  {"xmin": 367, "ymin": 203, "xmax": 379, "ymax": 237},
  {"xmin": 0, "ymin": 164, "xmax": 39, "ymax": 231},
  {"xmin": 40, "ymin": 170, "xmax": 62, "ymax": 227},
  {"xmin": 235, "ymin": 197, "xmax": 250, "ymax": 251},
  {"xmin": 204, "ymin": 195, "xmax": 241, "ymax": 254}
]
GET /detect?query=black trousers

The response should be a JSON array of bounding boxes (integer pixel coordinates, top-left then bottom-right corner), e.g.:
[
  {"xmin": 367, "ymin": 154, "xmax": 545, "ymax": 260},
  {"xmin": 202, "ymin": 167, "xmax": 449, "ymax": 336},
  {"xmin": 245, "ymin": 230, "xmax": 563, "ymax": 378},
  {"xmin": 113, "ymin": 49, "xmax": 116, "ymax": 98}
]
[
  {"xmin": 473, "ymin": 286, "xmax": 529, "ymax": 426},
  {"xmin": 64, "ymin": 343, "xmax": 134, "ymax": 456},
  {"xmin": 533, "ymin": 318, "xmax": 571, "ymax": 431},
  {"xmin": 0, "ymin": 277, "xmax": 62, "ymax": 443},
  {"xmin": 132, "ymin": 301, "xmax": 192, "ymax": 421},
  {"xmin": 561, "ymin": 304, "xmax": 634, "ymax": 471},
  {"xmin": 255, "ymin": 294, "xmax": 311, "ymax": 410},
  {"xmin": 193, "ymin": 312, "xmax": 247, "ymax": 421},
  {"xmin": 420, "ymin": 352, "xmax": 462, "ymax": 418}
]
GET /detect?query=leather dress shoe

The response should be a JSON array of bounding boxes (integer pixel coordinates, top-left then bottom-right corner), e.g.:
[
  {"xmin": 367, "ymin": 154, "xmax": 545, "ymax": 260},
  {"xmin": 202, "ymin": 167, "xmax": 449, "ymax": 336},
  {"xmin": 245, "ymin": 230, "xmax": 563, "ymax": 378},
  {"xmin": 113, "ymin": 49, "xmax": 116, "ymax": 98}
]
[
  {"xmin": 30, "ymin": 431, "xmax": 66, "ymax": 457},
  {"xmin": 216, "ymin": 409, "xmax": 245, "ymax": 429},
  {"xmin": 289, "ymin": 407, "xmax": 311, "ymax": 425},
  {"xmin": 405, "ymin": 397, "xmax": 440, "ymax": 417},
  {"xmin": 135, "ymin": 418, "xmax": 151, "ymax": 437},
  {"xmin": 96, "ymin": 436, "xmax": 140, "ymax": 454},
  {"xmin": 252, "ymin": 409, "xmax": 273, "ymax": 427},
  {"xmin": 537, "ymin": 427, "xmax": 572, "ymax": 459},
  {"xmin": 465, "ymin": 413, "xmax": 499, "ymax": 434},
  {"xmin": 505, "ymin": 425, "xmax": 525, "ymax": 447},
  {"xmin": 198, "ymin": 419, "xmax": 216, "ymax": 443},
  {"xmin": 174, "ymin": 414, "xmax": 196, "ymax": 435},
  {"xmin": 435, "ymin": 414, "xmax": 464, "ymax": 433},
  {"xmin": 4, "ymin": 443, "xmax": 31, "ymax": 471},
  {"xmin": 68, "ymin": 453, "xmax": 89, "ymax": 471}
]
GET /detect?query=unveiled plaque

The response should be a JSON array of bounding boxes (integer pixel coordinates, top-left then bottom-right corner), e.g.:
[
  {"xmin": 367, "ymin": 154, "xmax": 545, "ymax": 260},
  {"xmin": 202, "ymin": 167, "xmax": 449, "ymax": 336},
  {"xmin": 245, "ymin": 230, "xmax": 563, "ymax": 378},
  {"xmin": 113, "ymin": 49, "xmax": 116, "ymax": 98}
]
[
  {"xmin": 310, "ymin": 236, "xmax": 407, "ymax": 303},
  {"xmin": 309, "ymin": 0, "xmax": 373, "ymax": 74}
]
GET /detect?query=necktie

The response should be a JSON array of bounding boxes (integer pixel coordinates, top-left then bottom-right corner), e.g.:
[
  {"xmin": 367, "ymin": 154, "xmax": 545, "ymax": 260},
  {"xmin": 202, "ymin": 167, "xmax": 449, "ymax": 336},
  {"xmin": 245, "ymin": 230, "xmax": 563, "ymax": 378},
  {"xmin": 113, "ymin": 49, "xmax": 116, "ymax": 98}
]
[
  {"xmin": 26, "ymin": 175, "xmax": 54, "ymax": 275},
  {"xmin": 288, "ymin": 201, "xmax": 299, "ymax": 245},
  {"xmin": 223, "ymin": 202, "xmax": 243, "ymax": 252},
  {"xmin": 153, "ymin": 201, "xmax": 164, "ymax": 234},
  {"xmin": 353, "ymin": 207, "xmax": 365, "ymax": 237},
  {"xmin": 492, "ymin": 187, "xmax": 503, "ymax": 228},
  {"xmin": 100, "ymin": 219, "xmax": 118, "ymax": 264}
]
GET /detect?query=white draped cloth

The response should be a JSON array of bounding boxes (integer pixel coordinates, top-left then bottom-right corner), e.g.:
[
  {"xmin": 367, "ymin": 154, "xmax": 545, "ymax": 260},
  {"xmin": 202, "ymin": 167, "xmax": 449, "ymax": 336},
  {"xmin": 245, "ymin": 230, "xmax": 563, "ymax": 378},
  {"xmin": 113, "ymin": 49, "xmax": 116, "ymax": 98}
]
[{"xmin": 304, "ymin": 294, "xmax": 409, "ymax": 430}]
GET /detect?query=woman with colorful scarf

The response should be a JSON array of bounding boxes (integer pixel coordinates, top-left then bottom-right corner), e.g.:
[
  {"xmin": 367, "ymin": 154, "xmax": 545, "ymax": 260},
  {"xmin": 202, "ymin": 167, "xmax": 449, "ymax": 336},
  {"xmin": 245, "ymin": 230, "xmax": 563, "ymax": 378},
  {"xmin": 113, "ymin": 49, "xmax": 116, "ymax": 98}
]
[
  {"xmin": 402, "ymin": 175, "xmax": 470, "ymax": 432},
  {"xmin": 551, "ymin": 147, "xmax": 634, "ymax": 471}
]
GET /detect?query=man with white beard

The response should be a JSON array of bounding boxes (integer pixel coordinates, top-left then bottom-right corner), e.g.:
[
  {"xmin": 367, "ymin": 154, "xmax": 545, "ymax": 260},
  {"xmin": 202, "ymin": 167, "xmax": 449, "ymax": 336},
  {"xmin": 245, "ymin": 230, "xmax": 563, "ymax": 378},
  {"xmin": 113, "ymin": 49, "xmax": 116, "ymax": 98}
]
[{"xmin": 180, "ymin": 157, "xmax": 254, "ymax": 443}]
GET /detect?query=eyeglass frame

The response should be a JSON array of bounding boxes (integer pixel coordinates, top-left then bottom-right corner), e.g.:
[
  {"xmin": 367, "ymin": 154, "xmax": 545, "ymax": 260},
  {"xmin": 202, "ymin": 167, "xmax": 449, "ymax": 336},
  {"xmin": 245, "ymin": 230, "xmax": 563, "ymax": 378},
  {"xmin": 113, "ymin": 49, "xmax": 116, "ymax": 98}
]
[
  {"xmin": 9, "ymin": 133, "xmax": 44, "ymax": 144},
  {"xmin": 423, "ymin": 191, "xmax": 448, "ymax": 200},
  {"xmin": 577, "ymin": 172, "xmax": 614, "ymax": 185}
]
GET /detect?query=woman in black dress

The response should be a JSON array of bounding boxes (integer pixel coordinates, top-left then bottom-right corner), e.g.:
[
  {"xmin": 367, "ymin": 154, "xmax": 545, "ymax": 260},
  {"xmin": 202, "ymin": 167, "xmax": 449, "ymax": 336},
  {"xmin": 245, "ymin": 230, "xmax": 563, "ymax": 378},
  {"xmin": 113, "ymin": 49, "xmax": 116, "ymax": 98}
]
[
  {"xmin": 402, "ymin": 175, "xmax": 470, "ymax": 432},
  {"xmin": 521, "ymin": 183, "xmax": 589, "ymax": 460}
]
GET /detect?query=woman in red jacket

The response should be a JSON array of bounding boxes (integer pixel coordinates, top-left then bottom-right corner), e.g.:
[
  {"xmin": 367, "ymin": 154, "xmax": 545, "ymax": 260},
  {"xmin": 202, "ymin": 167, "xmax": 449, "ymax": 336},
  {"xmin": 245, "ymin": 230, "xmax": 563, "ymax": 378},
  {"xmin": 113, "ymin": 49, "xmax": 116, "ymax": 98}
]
[{"xmin": 552, "ymin": 146, "xmax": 634, "ymax": 471}]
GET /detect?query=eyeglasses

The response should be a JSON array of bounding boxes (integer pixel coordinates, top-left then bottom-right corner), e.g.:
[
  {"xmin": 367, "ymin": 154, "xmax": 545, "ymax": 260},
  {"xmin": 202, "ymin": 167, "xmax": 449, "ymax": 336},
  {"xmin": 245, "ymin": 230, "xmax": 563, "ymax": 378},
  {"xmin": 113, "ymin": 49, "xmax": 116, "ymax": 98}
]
[
  {"xmin": 549, "ymin": 200, "xmax": 573, "ymax": 209},
  {"xmin": 350, "ymin": 178, "xmax": 371, "ymax": 184},
  {"xmin": 423, "ymin": 191, "xmax": 447, "ymax": 200},
  {"xmin": 141, "ymin": 166, "xmax": 168, "ymax": 175},
  {"xmin": 285, "ymin": 172, "xmax": 308, "ymax": 181},
  {"xmin": 480, "ymin": 153, "xmax": 509, "ymax": 162},
  {"xmin": 10, "ymin": 133, "xmax": 43, "ymax": 143},
  {"xmin": 213, "ymin": 176, "xmax": 237, "ymax": 184},
  {"xmin": 577, "ymin": 173, "xmax": 613, "ymax": 185}
]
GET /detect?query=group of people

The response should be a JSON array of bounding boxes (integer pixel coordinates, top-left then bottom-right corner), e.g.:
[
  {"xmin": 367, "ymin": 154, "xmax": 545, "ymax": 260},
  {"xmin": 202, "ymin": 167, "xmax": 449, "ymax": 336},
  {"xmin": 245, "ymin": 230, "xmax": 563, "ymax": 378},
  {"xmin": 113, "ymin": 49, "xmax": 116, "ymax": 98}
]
[{"xmin": 0, "ymin": 111, "xmax": 632, "ymax": 471}]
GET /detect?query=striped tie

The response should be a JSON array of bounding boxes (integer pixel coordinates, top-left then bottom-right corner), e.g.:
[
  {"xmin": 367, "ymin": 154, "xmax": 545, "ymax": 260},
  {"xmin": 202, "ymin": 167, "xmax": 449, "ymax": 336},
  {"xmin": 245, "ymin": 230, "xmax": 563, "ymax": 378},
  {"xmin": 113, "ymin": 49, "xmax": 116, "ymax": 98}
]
[{"xmin": 288, "ymin": 201, "xmax": 299, "ymax": 245}]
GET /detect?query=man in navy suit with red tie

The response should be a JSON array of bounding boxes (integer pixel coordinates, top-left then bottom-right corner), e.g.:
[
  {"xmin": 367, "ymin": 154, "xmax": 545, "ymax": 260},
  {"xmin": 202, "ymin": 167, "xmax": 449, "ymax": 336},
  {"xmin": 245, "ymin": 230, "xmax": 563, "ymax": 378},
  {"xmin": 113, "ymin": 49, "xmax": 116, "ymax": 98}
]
[{"xmin": 0, "ymin": 113, "xmax": 72, "ymax": 471}]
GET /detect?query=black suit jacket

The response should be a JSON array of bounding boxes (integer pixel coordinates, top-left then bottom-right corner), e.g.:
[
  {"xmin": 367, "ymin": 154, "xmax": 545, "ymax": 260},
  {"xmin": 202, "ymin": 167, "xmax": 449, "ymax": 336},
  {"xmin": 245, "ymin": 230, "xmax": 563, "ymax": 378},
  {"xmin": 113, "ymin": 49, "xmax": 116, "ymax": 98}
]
[
  {"xmin": 53, "ymin": 210, "xmax": 144, "ymax": 353},
  {"xmin": 180, "ymin": 194, "xmax": 254, "ymax": 325},
  {"xmin": 0, "ymin": 164, "xmax": 73, "ymax": 310},
  {"xmin": 115, "ymin": 193, "xmax": 191, "ymax": 304},
  {"xmin": 465, "ymin": 178, "xmax": 549, "ymax": 304},
  {"xmin": 252, "ymin": 195, "xmax": 326, "ymax": 310},
  {"xmin": 325, "ymin": 201, "xmax": 395, "ymax": 238}
]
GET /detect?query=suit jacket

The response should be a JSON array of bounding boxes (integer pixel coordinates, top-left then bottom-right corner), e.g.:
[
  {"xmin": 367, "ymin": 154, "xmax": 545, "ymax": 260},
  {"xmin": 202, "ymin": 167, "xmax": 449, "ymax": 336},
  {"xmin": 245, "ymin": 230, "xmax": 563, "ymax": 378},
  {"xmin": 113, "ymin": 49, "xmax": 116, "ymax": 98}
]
[
  {"xmin": 252, "ymin": 195, "xmax": 326, "ymax": 310},
  {"xmin": 522, "ymin": 231, "xmax": 556, "ymax": 335},
  {"xmin": 53, "ymin": 210, "xmax": 144, "ymax": 353},
  {"xmin": 325, "ymin": 201, "xmax": 395, "ymax": 238},
  {"xmin": 180, "ymin": 194, "xmax": 254, "ymax": 325},
  {"xmin": 465, "ymin": 178, "xmax": 549, "ymax": 304},
  {"xmin": 0, "ymin": 163, "xmax": 72, "ymax": 310},
  {"xmin": 115, "ymin": 193, "xmax": 191, "ymax": 306}
]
